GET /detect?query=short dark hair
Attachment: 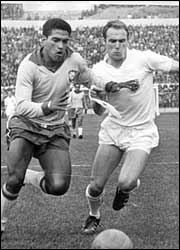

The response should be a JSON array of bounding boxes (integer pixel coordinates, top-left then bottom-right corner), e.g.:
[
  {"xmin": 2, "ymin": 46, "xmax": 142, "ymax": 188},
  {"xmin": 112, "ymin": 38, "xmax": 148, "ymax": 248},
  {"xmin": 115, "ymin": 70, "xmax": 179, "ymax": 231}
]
[
  {"xmin": 102, "ymin": 20, "xmax": 129, "ymax": 40},
  {"xmin": 43, "ymin": 18, "xmax": 72, "ymax": 37}
]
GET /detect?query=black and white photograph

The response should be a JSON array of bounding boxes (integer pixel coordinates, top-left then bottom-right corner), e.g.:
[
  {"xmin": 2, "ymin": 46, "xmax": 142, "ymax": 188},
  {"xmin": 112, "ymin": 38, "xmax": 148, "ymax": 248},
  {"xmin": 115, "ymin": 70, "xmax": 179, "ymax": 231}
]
[{"xmin": 1, "ymin": 1, "xmax": 179, "ymax": 249}]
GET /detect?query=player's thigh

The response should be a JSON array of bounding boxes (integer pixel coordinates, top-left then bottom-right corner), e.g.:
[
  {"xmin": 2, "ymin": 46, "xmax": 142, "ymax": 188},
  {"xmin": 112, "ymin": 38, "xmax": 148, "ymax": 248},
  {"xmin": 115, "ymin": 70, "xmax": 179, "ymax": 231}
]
[
  {"xmin": 6, "ymin": 138, "xmax": 34, "ymax": 192},
  {"xmin": 38, "ymin": 149, "xmax": 72, "ymax": 184},
  {"xmin": 77, "ymin": 113, "xmax": 83, "ymax": 126},
  {"xmin": 91, "ymin": 144, "xmax": 123, "ymax": 188},
  {"xmin": 7, "ymin": 138, "xmax": 34, "ymax": 177},
  {"xmin": 119, "ymin": 149, "xmax": 149, "ymax": 184}
]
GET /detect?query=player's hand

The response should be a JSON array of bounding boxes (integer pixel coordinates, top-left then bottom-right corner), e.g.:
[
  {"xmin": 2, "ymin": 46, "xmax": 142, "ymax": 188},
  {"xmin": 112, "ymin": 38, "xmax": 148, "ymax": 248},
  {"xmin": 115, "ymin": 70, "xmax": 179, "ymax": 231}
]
[
  {"xmin": 89, "ymin": 86, "xmax": 106, "ymax": 100},
  {"xmin": 105, "ymin": 81, "xmax": 120, "ymax": 93},
  {"xmin": 49, "ymin": 91, "xmax": 70, "ymax": 111}
]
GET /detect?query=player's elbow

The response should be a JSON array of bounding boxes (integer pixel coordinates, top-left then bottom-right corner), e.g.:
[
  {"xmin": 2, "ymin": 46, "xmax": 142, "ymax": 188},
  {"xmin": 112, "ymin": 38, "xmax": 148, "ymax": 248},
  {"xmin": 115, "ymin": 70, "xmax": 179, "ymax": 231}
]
[
  {"xmin": 93, "ymin": 102, "xmax": 105, "ymax": 116},
  {"xmin": 94, "ymin": 109, "xmax": 104, "ymax": 116},
  {"xmin": 16, "ymin": 102, "xmax": 32, "ymax": 117},
  {"xmin": 16, "ymin": 101, "xmax": 26, "ymax": 116},
  {"xmin": 16, "ymin": 100, "xmax": 42, "ymax": 118}
]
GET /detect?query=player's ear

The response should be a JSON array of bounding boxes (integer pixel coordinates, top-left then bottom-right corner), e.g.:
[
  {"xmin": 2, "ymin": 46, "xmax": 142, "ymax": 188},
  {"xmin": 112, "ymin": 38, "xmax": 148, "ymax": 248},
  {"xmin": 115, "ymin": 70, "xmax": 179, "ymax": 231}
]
[{"xmin": 41, "ymin": 35, "xmax": 47, "ymax": 46}]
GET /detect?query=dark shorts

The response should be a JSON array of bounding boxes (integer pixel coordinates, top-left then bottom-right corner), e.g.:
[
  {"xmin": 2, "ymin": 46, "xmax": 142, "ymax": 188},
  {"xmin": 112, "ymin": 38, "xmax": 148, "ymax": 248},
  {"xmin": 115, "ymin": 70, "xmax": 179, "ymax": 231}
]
[
  {"xmin": 7, "ymin": 115, "xmax": 71, "ymax": 158},
  {"xmin": 68, "ymin": 108, "xmax": 84, "ymax": 120}
]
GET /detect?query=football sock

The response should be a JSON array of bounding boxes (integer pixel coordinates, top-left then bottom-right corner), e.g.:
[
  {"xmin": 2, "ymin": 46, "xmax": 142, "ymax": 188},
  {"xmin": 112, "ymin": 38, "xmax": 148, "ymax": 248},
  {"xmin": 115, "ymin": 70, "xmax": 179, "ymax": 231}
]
[
  {"xmin": 72, "ymin": 129, "xmax": 76, "ymax": 136},
  {"xmin": 132, "ymin": 178, "xmax": 140, "ymax": 192},
  {"xmin": 85, "ymin": 184, "xmax": 103, "ymax": 219},
  {"xmin": 1, "ymin": 184, "xmax": 18, "ymax": 232},
  {"xmin": 78, "ymin": 127, "xmax": 83, "ymax": 136}
]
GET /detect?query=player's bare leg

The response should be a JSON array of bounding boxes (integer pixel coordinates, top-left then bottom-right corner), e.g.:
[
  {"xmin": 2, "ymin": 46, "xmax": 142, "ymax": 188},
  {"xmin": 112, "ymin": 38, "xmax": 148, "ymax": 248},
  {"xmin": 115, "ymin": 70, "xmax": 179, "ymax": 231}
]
[
  {"xmin": 77, "ymin": 114, "xmax": 83, "ymax": 139},
  {"xmin": 24, "ymin": 149, "xmax": 72, "ymax": 196},
  {"xmin": 71, "ymin": 118, "xmax": 77, "ymax": 138},
  {"xmin": 112, "ymin": 149, "xmax": 149, "ymax": 210},
  {"xmin": 82, "ymin": 144, "xmax": 123, "ymax": 234},
  {"xmin": 1, "ymin": 138, "xmax": 33, "ymax": 236}
]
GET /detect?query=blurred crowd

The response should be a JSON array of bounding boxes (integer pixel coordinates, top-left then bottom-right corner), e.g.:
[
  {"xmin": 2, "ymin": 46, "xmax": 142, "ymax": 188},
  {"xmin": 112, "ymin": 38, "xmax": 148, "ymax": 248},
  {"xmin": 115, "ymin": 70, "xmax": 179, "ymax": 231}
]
[
  {"xmin": 1, "ymin": 24, "xmax": 179, "ymax": 112},
  {"xmin": 1, "ymin": 3, "xmax": 178, "ymax": 20},
  {"xmin": 80, "ymin": 4, "xmax": 179, "ymax": 19},
  {"xmin": 1, "ymin": 3, "xmax": 24, "ymax": 20}
]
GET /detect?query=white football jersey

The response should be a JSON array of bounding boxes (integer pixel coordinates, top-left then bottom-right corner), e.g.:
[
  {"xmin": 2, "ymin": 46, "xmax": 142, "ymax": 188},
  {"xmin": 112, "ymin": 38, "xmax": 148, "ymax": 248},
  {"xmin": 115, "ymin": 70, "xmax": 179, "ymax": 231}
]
[
  {"xmin": 69, "ymin": 90, "xmax": 84, "ymax": 108},
  {"xmin": 4, "ymin": 96, "xmax": 16, "ymax": 118},
  {"xmin": 92, "ymin": 48, "xmax": 172, "ymax": 126}
]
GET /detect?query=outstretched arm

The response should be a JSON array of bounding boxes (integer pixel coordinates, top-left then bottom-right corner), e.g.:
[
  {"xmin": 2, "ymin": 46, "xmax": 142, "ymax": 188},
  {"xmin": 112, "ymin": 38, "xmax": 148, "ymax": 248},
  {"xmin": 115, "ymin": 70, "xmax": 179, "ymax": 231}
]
[
  {"xmin": 77, "ymin": 59, "xmax": 105, "ymax": 90},
  {"xmin": 89, "ymin": 86, "xmax": 106, "ymax": 116},
  {"xmin": 92, "ymin": 101, "xmax": 106, "ymax": 116}
]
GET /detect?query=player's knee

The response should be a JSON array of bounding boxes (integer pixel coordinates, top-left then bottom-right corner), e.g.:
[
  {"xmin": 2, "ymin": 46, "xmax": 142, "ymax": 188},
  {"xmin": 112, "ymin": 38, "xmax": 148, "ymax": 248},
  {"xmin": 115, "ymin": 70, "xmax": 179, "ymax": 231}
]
[
  {"xmin": 78, "ymin": 120, "xmax": 83, "ymax": 127},
  {"xmin": 6, "ymin": 174, "xmax": 24, "ymax": 194},
  {"xmin": 45, "ymin": 178, "xmax": 70, "ymax": 196},
  {"xmin": 88, "ymin": 182, "xmax": 104, "ymax": 197},
  {"xmin": 118, "ymin": 176, "xmax": 137, "ymax": 192}
]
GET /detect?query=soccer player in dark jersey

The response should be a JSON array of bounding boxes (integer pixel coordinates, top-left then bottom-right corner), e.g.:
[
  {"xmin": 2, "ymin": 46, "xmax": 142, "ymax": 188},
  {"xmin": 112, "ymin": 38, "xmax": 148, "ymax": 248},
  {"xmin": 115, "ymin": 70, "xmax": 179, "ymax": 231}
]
[{"xmin": 1, "ymin": 18, "xmax": 104, "ymax": 237}]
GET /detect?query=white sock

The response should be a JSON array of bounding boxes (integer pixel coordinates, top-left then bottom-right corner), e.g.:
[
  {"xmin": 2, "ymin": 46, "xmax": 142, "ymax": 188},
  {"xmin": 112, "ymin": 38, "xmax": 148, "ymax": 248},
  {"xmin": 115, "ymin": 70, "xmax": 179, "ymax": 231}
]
[
  {"xmin": 72, "ymin": 129, "xmax": 76, "ymax": 136},
  {"xmin": 131, "ymin": 178, "xmax": 141, "ymax": 192},
  {"xmin": 85, "ymin": 185, "xmax": 103, "ymax": 219},
  {"xmin": 24, "ymin": 169, "xmax": 44, "ymax": 189},
  {"xmin": 68, "ymin": 120, "xmax": 72, "ymax": 127},
  {"xmin": 1, "ymin": 185, "xmax": 18, "ymax": 232},
  {"xmin": 78, "ymin": 127, "xmax": 83, "ymax": 136}
]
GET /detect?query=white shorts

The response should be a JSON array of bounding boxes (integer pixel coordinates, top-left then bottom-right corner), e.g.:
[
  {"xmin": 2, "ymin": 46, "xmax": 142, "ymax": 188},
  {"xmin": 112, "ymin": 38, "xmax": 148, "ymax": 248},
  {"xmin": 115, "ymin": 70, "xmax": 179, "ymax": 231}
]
[{"xmin": 99, "ymin": 117, "xmax": 159, "ymax": 154}]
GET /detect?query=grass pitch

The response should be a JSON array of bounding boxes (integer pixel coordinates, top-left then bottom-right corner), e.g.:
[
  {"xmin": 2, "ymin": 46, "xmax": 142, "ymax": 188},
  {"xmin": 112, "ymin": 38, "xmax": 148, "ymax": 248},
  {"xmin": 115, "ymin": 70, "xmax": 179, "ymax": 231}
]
[{"xmin": 1, "ymin": 113, "xmax": 179, "ymax": 249}]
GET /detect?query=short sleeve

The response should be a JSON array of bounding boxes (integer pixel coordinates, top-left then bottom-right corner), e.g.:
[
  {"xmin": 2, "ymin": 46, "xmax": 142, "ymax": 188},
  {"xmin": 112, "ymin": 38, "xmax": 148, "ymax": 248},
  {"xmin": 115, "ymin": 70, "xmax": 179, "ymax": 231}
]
[{"xmin": 144, "ymin": 50, "xmax": 173, "ymax": 72}]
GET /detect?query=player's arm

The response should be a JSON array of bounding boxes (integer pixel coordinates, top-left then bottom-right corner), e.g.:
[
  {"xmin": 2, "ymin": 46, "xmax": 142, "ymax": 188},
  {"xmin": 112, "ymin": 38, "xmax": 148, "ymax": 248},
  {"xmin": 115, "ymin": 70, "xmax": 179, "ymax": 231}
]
[
  {"xmin": 16, "ymin": 60, "xmax": 69, "ymax": 118},
  {"xmin": 82, "ymin": 94, "xmax": 88, "ymax": 111},
  {"xmin": 15, "ymin": 61, "xmax": 48, "ymax": 118},
  {"xmin": 75, "ymin": 53, "xmax": 105, "ymax": 90},
  {"xmin": 78, "ymin": 57, "xmax": 107, "ymax": 116},
  {"xmin": 92, "ymin": 101, "xmax": 106, "ymax": 116},
  {"xmin": 89, "ymin": 87, "xmax": 106, "ymax": 116},
  {"xmin": 145, "ymin": 50, "xmax": 179, "ymax": 74}
]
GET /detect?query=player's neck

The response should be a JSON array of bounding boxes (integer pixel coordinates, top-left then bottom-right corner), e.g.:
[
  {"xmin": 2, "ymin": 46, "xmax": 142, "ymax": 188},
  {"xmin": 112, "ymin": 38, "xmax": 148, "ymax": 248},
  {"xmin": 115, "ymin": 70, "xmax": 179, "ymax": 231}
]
[
  {"xmin": 107, "ymin": 57, "xmax": 126, "ymax": 68},
  {"xmin": 42, "ymin": 50, "xmax": 65, "ymax": 71}
]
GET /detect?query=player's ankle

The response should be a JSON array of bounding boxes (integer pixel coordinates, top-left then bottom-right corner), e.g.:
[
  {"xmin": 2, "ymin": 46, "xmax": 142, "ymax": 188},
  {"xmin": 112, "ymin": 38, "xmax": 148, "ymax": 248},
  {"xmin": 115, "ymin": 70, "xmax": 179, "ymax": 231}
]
[{"xmin": 1, "ymin": 218, "xmax": 8, "ymax": 232}]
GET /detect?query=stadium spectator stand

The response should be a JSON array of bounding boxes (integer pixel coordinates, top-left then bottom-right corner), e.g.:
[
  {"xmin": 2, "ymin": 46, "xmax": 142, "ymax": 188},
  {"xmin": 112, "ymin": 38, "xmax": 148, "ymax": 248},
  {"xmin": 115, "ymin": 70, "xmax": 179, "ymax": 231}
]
[
  {"xmin": 1, "ymin": 3, "xmax": 179, "ymax": 112},
  {"xmin": 1, "ymin": 3, "xmax": 24, "ymax": 20}
]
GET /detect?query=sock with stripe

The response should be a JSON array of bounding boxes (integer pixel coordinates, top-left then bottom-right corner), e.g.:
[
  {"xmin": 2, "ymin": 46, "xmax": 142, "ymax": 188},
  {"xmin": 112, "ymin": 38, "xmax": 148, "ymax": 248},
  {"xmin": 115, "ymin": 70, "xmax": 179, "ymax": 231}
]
[
  {"xmin": 85, "ymin": 184, "xmax": 104, "ymax": 219},
  {"xmin": 1, "ymin": 184, "xmax": 18, "ymax": 233}
]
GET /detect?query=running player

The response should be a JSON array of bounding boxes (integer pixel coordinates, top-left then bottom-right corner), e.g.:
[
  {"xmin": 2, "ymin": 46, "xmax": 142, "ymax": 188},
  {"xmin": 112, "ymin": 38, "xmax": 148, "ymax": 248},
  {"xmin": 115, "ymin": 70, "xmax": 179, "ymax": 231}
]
[
  {"xmin": 68, "ymin": 83, "xmax": 87, "ymax": 139},
  {"xmin": 82, "ymin": 20, "xmax": 179, "ymax": 234},
  {"xmin": 1, "ymin": 18, "xmax": 104, "ymax": 237},
  {"xmin": 4, "ymin": 89, "xmax": 16, "ymax": 119}
]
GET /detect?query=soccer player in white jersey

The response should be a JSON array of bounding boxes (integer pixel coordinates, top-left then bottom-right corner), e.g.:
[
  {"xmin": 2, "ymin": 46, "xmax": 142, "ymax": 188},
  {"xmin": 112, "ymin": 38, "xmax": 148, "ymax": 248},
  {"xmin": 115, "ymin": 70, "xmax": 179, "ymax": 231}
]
[
  {"xmin": 1, "ymin": 18, "xmax": 104, "ymax": 237},
  {"xmin": 4, "ymin": 90, "xmax": 16, "ymax": 119},
  {"xmin": 82, "ymin": 20, "xmax": 179, "ymax": 234},
  {"xmin": 4, "ymin": 89, "xmax": 17, "ymax": 148},
  {"xmin": 68, "ymin": 83, "xmax": 87, "ymax": 139}
]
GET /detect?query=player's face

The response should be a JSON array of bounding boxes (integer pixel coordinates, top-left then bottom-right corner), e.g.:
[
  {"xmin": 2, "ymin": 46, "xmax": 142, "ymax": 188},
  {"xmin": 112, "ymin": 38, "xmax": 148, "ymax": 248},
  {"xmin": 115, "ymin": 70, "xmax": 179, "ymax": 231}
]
[
  {"xmin": 105, "ymin": 28, "xmax": 128, "ymax": 62},
  {"xmin": 43, "ymin": 29, "xmax": 70, "ymax": 62},
  {"xmin": 74, "ymin": 84, "xmax": 80, "ymax": 91}
]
